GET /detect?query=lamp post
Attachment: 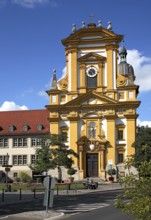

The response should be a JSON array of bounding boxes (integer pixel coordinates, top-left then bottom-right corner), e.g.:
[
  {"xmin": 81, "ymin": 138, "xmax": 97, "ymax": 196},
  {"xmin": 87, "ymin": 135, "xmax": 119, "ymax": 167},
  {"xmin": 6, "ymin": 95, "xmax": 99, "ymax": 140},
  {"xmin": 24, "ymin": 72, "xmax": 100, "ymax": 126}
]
[
  {"xmin": 2, "ymin": 153, "xmax": 12, "ymax": 191},
  {"xmin": 5, "ymin": 153, "xmax": 9, "ymax": 191}
]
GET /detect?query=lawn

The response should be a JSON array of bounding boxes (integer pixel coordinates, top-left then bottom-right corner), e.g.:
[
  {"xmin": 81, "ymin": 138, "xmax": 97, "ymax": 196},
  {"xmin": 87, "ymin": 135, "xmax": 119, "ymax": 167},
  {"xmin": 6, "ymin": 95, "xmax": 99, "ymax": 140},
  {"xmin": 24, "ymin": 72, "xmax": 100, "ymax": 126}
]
[{"xmin": 0, "ymin": 182, "xmax": 85, "ymax": 191}]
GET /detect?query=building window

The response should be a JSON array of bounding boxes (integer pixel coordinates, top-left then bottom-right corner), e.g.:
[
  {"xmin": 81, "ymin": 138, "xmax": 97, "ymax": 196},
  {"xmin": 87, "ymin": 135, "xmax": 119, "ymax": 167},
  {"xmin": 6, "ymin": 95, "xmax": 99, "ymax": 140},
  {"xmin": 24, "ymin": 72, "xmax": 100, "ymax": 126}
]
[
  {"xmin": 117, "ymin": 130, "xmax": 123, "ymax": 140},
  {"xmin": 0, "ymin": 138, "xmax": 8, "ymax": 148},
  {"xmin": 60, "ymin": 95, "xmax": 66, "ymax": 103},
  {"xmin": 13, "ymin": 138, "xmax": 27, "ymax": 147},
  {"xmin": 31, "ymin": 138, "xmax": 41, "ymax": 147},
  {"xmin": 8, "ymin": 125, "xmax": 15, "ymax": 132},
  {"xmin": 37, "ymin": 124, "xmax": 43, "ymax": 131},
  {"xmin": 87, "ymin": 75, "xmax": 97, "ymax": 88},
  {"xmin": 52, "ymin": 95, "xmax": 56, "ymax": 103},
  {"xmin": 31, "ymin": 155, "xmax": 38, "ymax": 164},
  {"xmin": 13, "ymin": 172, "xmax": 18, "ymax": 178},
  {"xmin": 12, "ymin": 155, "xmax": 27, "ymax": 166},
  {"xmin": 0, "ymin": 155, "xmax": 9, "ymax": 165},
  {"xmin": 128, "ymin": 91, "xmax": 134, "ymax": 99},
  {"xmin": 118, "ymin": 153, "xmax": 124, "ymax": 163},
  {"xmin": 23, "ymin": 124, "xmax": 29, "ymax": 131},
  {"xmin": 118, "ymin": 92, "xmax": 125, "ymax": 100},
  {"xmin": 62, "ymin": 132, "xmax": 68, "ymax": 142}
]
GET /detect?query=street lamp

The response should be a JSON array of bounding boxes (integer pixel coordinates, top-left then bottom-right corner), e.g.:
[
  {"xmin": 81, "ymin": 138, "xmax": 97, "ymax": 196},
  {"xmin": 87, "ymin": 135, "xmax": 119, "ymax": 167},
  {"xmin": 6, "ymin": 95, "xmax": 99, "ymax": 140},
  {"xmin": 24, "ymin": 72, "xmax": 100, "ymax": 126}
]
[
  {"xmin": 5, "ymin": 153, "xmax": 9, "ymax": 191},
  {"xmin": 2, "ymin": 153, "xmax": 12, "ymax": 191}
]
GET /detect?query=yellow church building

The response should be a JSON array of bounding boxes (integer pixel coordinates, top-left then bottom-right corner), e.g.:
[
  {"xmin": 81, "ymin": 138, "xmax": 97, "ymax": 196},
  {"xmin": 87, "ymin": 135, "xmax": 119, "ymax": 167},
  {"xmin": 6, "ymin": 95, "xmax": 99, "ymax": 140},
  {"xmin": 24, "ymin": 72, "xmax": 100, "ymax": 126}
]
[{"xmin": 46, "ymin": 20, "xmax": 140, "ymax": 180}]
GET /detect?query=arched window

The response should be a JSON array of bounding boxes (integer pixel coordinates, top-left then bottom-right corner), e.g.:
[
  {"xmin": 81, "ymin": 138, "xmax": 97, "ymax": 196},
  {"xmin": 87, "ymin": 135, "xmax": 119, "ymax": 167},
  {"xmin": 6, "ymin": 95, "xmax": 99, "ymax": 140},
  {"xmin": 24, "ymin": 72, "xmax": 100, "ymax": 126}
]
[{"xmin": 87, "ymin": 75, "xmax": 97, "ymax": 88}]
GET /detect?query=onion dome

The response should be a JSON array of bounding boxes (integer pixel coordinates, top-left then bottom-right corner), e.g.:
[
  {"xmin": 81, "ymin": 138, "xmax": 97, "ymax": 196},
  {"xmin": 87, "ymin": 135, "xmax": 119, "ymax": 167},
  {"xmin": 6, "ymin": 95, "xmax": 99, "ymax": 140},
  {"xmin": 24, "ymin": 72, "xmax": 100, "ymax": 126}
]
[{"xmin": 118, "ymin": 44, "xmax": 135, "ymax": 80}]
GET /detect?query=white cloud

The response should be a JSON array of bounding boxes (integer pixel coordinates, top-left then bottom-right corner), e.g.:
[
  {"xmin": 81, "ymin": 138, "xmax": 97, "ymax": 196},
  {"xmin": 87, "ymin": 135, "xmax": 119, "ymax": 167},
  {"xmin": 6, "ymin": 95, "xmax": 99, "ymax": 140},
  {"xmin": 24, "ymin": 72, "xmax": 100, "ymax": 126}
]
[
  {"xmin": 137, "ymin": 118, "xmax": 151, "ymax": 127},
  {"xmin": 0, "ymin": 101, "xmax": 28, "ymax": 111},
  {"xmin": 58, "ymin": 67, "xmax": 66, "ymax": 81},
  {"xmin": 127, "ymin": 49, "xmax": 151, "ymax": 92},
  {"xmin": 12, "ymin": 0, "xmax": 57, "ymax": 8},
  {"xmin": 38, "ymin": 90, "xmax": 48, "ymax": 99}
]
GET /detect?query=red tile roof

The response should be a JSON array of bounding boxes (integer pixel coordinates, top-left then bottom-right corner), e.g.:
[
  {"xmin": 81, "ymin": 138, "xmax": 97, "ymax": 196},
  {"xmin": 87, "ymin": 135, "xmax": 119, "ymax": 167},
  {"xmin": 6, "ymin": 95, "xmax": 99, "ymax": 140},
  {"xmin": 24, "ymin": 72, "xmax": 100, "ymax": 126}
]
[{"xmin": 0, "ymin": 109, "xmax": 50, "ymax": 136}]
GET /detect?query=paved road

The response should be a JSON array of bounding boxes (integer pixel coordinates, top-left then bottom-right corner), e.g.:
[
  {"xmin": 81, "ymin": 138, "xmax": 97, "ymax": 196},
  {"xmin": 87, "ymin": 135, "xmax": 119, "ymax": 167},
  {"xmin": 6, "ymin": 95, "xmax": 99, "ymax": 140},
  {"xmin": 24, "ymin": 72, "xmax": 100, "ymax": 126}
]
[
  {"xmin": 61, "ymin": 202, "xmax": 134, "ymax": 220},
  {"xmin": 0, "ymin": 189, "xmax": 132, "ymax": 220}
]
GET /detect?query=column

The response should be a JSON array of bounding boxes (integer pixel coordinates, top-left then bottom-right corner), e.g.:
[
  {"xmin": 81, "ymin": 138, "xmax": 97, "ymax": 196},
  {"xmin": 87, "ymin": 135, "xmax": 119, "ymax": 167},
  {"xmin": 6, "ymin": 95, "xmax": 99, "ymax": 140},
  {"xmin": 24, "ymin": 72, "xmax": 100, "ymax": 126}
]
[
  {"xmin": 79, "ymin": 149, "xmax": 84, "ymax": 179},
  {"xmin": 70, "ymin": 48, "xmax": 77, "ymax": 92},
  {"xmin": 126, "ymin": 116, "xmax": 136, "ymax": 156},
  {"xmin": 97, "ymin": 63, "xmax": 104, "ymax": 92},
  {"xmin": 107, "ymin": 47, "xmax": 113, "ymax": 90},
  {"xmin": 106, "ymin": 116, "xmax": 116, "ymax": 165},
  {"xmin": 79, "ymin": 63, "xmax": 86, "ymax": 93}
]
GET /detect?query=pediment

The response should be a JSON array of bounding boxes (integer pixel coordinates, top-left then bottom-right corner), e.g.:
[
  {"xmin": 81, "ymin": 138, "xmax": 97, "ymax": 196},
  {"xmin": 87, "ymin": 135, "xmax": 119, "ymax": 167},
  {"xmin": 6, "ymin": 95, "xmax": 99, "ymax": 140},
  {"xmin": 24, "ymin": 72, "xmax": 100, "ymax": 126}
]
[
  {"xmin": 78, "ymin": 52, "xmax": 106, "ymax": 62},
  {"xmin": 62, "ymin": 26, "xmax": 123, "ymax": 46},
  {"xmin": 64, "ymin": 91, "xmax": 117, "ymax": 107}
]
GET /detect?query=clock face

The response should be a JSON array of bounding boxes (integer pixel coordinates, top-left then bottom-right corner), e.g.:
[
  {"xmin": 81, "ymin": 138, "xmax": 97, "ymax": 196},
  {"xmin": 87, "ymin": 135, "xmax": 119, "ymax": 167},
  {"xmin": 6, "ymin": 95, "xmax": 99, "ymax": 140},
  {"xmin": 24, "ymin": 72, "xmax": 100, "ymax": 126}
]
[{"xmin": 86, "ymin": 67, "xmax": 97, "ymax": 77}]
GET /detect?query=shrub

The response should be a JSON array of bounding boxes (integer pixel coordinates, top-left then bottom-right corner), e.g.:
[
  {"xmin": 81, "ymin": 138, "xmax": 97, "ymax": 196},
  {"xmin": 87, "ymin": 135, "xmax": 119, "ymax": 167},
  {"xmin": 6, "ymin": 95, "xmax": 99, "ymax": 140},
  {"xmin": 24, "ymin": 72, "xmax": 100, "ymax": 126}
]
[
  {"xmin": 107, "ymin": 168, "xmax": 116, "ymax": 175},
  {"xmin": 15, "ymin": 177, "xmax": 21, "ymax": 182},
  {"xmin": 19, "ymin": 172, "xmax": 32, "ymax": 183},
  {"xmin": 67, "ymin": 167, "xmax": 76, "ymax": 176}
]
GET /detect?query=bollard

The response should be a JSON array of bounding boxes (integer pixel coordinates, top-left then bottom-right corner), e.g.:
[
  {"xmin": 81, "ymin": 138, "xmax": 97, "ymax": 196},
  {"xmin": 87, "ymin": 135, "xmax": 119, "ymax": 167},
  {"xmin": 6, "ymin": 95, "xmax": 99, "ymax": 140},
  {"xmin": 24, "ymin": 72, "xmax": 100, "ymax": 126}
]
[
  {"xmin": 56, "ymin": 185, "xmax": 59, "ymax": 196},
  {"xmin": 33, "ymin": 187, "xmax": 36, "ymax": 199},
  {"xmin": 19, "ymin": 188, "xmax": 22, "ymax": 200},
  {"xmin": 75, "ymin": 183, "xmax": 77, "ymax": 193},
  {"xmin": 2, "ymin": 189, "xmax": 4, "ymax": 202}
]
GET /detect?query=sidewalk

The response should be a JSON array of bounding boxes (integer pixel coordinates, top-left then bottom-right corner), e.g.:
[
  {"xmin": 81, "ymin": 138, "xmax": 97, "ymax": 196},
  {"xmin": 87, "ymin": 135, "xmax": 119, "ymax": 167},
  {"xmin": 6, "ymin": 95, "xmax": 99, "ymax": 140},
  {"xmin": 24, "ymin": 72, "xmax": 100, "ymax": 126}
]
[{"xmin": 0, "ymin": 182, "xmax": 122, "ymax": 220}]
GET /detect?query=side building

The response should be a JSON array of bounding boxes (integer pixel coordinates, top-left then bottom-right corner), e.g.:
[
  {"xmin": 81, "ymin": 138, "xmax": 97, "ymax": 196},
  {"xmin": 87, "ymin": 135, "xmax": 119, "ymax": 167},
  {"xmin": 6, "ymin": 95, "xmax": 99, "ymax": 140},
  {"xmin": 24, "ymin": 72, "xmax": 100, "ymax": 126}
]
[
  {"xmin": 46, "ymin": 21, "xmax": 140, "ymax": 180},
  {"xmin": 0, "ymin": 109, "xmax": 49, "ymax": 181}
]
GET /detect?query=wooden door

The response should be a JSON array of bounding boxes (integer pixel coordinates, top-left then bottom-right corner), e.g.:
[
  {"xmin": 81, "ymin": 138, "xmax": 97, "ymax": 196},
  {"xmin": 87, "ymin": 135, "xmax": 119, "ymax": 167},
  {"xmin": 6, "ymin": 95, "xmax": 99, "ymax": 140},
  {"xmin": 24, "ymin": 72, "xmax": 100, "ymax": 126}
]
[{"xmin": 86, "ymin": 154, "xmax": 98, "ymax": 177}]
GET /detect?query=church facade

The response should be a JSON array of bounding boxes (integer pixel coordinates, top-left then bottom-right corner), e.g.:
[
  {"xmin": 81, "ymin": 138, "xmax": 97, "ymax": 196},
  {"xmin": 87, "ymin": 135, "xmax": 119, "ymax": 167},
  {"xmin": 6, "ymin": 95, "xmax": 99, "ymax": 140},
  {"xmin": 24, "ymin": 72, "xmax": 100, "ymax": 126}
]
[{"xmin": 46, "ymin": 21, "xmax": 140, "ymax": 180}]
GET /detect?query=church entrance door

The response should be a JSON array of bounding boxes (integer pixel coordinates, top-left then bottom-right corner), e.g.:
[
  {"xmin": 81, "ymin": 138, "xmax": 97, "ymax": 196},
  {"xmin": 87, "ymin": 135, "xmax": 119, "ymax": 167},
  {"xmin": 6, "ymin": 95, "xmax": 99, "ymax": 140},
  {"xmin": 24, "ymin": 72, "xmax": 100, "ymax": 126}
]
[{"xmin": 86, "ymin": 154, "xmax": 98, "ymax": 177}]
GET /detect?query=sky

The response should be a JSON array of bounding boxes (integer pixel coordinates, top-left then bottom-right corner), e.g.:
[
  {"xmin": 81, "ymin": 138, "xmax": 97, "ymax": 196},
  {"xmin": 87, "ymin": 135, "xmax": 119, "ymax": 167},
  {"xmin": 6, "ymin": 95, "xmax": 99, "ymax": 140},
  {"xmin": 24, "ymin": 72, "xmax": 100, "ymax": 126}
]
[{"xmin": 0, "ymin": 0, "xmax": 151, "ymax": 126}]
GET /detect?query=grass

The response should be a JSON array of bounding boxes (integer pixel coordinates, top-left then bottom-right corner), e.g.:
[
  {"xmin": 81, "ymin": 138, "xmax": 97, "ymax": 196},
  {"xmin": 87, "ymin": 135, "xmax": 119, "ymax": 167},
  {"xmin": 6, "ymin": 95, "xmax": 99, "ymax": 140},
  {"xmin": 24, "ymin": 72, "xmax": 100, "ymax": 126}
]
[{"xmin": 0, "ymin": 182, "xmax": 85, "ymax": 191}]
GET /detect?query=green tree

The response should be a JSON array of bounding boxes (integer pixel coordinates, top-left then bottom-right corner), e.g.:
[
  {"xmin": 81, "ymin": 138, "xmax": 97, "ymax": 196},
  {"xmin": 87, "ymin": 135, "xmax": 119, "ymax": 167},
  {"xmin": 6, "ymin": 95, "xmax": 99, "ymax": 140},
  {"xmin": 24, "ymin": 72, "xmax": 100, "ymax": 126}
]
[
  {"xmin": 133, "ymin": 126, "xmax": 151, "ymax": 167},
  {"xmin": 115, "ymin": 160, "xmax": 151, "ymax": 220},
  {"xmin": 30, "ymin": 134, "xmax": 78, "ymax": 182},
  {"xmin": 29, "ymin": 137, "xmax": 53, "ymax": 174},
  {"xmin": 49, "ymin": 134, "xmax": 78, "ymax": 182}
]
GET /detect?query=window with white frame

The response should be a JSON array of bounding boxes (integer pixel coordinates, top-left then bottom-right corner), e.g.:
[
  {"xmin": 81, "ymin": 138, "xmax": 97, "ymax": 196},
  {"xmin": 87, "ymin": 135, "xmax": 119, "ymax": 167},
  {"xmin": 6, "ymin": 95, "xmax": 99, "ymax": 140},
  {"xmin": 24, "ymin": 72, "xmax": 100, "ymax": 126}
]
[
  {"xmin": 12, "ymin": 155, "xmax": 27, "ymax": 165},
  {"xmin": 0, "ymin": 155, "xmax": 9, "ymax": 165},
  {"xmin": 13, "ymin": 138, "xmax": 27, "ymax": 147},
  {"xmin": 31, "ymin": 138, "xmax": 41, "ymax": 147},
  {"xmin": 0, "ymin": 138, "xmax": 8, "ymax": 148},
  {"xmin": 31, "ymin": 155, "xmax": 39, "ymax": 164}
]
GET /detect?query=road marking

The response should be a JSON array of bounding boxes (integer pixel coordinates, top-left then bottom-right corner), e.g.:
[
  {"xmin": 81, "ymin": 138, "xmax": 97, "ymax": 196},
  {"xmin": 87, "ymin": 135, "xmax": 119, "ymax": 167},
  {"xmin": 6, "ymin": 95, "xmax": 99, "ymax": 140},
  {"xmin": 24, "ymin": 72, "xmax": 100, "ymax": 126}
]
[
  {"xmin": 0, "ymin": 216, "xmax": 8, "ymax": 219},
  {"xmin": 54, "ymin": 202, "xmax": 109, "ymax": 213}
]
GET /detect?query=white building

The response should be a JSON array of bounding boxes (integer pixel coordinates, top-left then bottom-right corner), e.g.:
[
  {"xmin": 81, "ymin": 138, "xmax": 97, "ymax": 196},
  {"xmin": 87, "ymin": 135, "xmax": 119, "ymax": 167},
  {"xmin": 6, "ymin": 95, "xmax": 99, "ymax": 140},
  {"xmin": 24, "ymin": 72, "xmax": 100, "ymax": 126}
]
[{"xmin": 0, "ymin": 109, "xmax": 49, "ymax": 182}]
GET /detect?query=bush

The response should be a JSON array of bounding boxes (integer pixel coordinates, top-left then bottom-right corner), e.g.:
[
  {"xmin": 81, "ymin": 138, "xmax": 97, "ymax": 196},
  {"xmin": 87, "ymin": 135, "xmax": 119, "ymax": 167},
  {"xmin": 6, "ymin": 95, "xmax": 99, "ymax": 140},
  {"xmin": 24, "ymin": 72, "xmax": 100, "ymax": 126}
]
[
  {"xmin": 67, "ymin": 167, "xmax": 76, "ymax": 176},
  {"xmin": 19, "ymin": 172, "xmax": 32, "ymax": 183},
  {"xmin": 107, "ymin": 168, "xmax": 116, "ymax": 175},
  {"xmin": 15, "ymin": 177, "xmax": 21, "ymax": 182}
]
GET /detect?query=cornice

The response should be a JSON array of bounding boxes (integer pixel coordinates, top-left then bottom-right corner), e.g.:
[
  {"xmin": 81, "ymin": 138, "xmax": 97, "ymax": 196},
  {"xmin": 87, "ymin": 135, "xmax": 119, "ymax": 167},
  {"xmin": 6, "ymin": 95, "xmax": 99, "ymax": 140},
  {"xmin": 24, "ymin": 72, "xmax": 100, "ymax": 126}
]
[
  {"xmin": 124, "ymin": 114, "xmax": 139, "ymax": 119},
  {"xmin": 46, "ymin": 90, "xmax": 62, "ymax": 95},
  {"xmin": 62, "ymin": 27, "xmax": 123, "ymax": 46}
]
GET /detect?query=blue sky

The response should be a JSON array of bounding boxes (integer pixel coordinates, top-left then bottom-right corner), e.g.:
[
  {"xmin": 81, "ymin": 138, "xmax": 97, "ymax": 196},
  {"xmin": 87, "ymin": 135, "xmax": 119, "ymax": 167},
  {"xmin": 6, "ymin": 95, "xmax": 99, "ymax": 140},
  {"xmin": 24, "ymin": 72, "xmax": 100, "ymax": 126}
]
[{"xmin": 0, "ymin": 0, "xmax": 151, "ymax": 126}]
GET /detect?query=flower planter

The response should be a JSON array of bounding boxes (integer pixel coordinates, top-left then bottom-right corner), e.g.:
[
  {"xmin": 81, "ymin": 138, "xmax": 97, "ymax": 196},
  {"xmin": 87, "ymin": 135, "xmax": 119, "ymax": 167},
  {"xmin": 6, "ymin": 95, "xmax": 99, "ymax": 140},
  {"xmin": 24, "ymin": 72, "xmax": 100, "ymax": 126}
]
[{"xmin": 108, "ymin": 176, "xmax": 114, "ymax": 183}]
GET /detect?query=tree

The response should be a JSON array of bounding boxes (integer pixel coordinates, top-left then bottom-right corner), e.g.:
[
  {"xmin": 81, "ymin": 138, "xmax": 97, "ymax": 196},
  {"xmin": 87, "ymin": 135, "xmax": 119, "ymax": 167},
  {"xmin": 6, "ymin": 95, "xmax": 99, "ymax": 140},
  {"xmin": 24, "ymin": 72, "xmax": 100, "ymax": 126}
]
[
  {"xmin": 30, "ymin": 134, "xmax": 78, "ymax": 182},
  {"xmin": 49, "ymin": 134, "xmax": 78, "ymax": 182},
  {"xmin": 133, "ymin": 126, "xmax": 151, "ymax": 167},
  {"xmin": 115, "ymin": 160, "xmax": 151, "ymax": 220},
  {"xmin": 29, "ymin": 137, "xmax": 53, "ymax": 174}
]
